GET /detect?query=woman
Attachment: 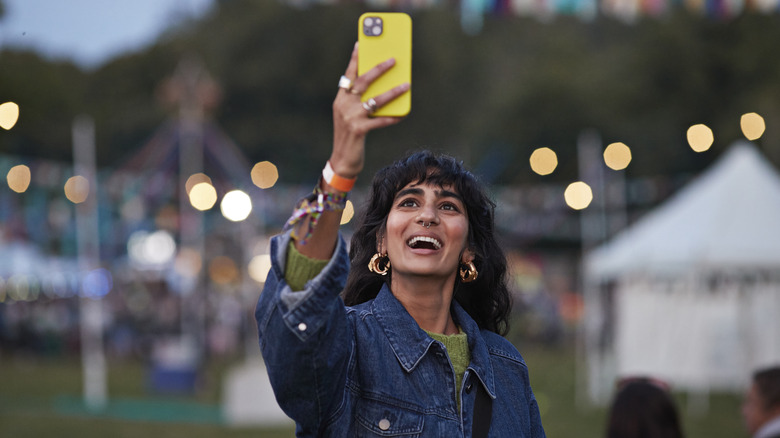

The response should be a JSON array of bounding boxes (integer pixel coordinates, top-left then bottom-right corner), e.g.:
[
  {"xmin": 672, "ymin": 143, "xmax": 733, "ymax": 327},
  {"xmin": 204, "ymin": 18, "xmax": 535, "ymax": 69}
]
[
  {"xmin": 255, "ymin": 42, "xmax": 545, "ymax": 437},
  {"xmin": 606, "ymin": 377, "xmax": 684, "ymax": 438}
]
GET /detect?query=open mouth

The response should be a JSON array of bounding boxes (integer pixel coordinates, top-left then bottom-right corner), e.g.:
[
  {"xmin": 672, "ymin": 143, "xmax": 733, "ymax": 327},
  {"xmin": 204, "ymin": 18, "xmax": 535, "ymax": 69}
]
[{"xmin": 407, "ymin": 236, "xmax": 442, "ymax": 250}]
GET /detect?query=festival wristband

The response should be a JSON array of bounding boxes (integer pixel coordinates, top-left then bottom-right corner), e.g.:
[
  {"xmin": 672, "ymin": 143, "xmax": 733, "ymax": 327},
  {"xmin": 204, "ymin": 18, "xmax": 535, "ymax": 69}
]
[
  {"xmin": 322, "ymin": 161, "xmax": 356, "ymax": 192},
  {"xmin": 283, "ymin": 186, "xmax": 348, "ymax": 245}
]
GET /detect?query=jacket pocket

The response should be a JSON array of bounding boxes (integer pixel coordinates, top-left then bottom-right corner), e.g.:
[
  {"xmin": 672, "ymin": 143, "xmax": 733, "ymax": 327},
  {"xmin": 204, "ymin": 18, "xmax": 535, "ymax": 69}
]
[{"xmin": 354, "ymin": 398, "xmax": 424, "ymax": 437}]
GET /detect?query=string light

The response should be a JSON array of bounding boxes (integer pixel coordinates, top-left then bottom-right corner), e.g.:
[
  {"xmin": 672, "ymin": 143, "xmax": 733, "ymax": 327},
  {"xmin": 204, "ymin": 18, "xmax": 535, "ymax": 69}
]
[
  {"xmin": 687, "ymin": 124, "xmax": 714, "ymax": 152},
  {"xmin": 529, "ymin": 147, "xmax": 558, "ymax": 176},
  {"xmin": 185, "ymin": 173, "xmax": 213, "ymax": 195},
  {"xmin": 564, "ymin": 181, "xmax": 593, "ymax": 210},
  {"xmin": 220, "ymin": 190, "xmax": 252, "ymax": 222},
  {"xmin": 340, "ymin": 200, "xmax": 354, "ymax": 225},
  {"xmin": 189, "ymin": 182, "xmax": 217, "ymax": 210},
  {"xmin": 64, "ymin": 175, "xmax": 90, "ymax": 204},
  {"xmin": 248, "ymin": 254, "xmax": 272, "ymax": 283},
  {"xmin": 740, "ymin": 112, "xmax": 765, "ymax": 141},
  {"xmin": 251, "ymin": 161, "xmax": 279, "ymax": 189},
  {"xmin": 7, "ymin": 164, "xmax": 31, "ymax": 193},
  {"xmin": 603, "ymin": 142, "xmax": 632, "ymax": 170},
  {"xmin": 0, "ymin": 102, "xmax": 19, "ymax": 130}
]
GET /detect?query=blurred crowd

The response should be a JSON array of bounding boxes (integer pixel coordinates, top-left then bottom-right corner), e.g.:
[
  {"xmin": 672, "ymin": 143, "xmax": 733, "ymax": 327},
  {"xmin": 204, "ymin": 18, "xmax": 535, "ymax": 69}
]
[{"xmin": 0, "ymin": 276, "xmax": 249, "ymax": 361}]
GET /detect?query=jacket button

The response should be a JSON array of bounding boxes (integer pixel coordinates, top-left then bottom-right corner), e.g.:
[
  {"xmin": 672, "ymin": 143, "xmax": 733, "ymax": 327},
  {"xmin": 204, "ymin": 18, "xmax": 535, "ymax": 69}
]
[
  {"xmin": 297, "ymin": 322, "xmax": 307, "ymax": 332},
  {"xmin": 465, "ymin": 381, "xmax": 474, "ymax": 393},
  {"xmin": 378, "ymin": 418, "xmax": 391, "ymax": 430}
]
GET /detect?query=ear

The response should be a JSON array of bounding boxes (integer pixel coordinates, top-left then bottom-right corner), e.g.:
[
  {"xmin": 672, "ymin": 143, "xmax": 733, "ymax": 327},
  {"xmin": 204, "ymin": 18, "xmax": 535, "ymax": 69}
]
[
  {"xmin": 461, "ymin": 248, "xmax": 475, "ymax": 264},
  {"xmin": 376, "ymin": 230, "xmax": 387, "ymax": 254}
]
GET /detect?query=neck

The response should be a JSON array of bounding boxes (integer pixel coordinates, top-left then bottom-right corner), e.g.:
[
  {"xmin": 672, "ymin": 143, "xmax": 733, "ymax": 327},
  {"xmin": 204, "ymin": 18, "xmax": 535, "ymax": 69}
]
[{"xmin": 390, "ymin": 274, "xmax": 459, "ymax": 335}]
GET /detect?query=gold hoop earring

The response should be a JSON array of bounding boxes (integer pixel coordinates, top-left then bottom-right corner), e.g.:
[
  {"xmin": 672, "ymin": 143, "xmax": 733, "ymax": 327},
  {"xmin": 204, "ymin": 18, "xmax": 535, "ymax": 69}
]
[
  {"xmin": 368, "ymin": 253, "xmax": 390, "ymax": 276},
  {"xmin": 459, "ymin": 261, "xmax": 478, "ymax": 283}
]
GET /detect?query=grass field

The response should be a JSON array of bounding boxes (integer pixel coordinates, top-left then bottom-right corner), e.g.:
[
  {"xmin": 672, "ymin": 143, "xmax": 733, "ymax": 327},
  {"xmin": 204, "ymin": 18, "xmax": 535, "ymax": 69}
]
[{"xmin": 0, "ymin": 345, "xmax": 747, "ymax": 437}]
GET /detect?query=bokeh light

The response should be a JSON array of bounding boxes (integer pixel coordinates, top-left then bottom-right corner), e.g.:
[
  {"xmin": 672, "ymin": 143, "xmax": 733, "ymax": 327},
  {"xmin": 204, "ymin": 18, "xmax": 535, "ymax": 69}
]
[
  {"xmin": 189, "ymin": 182, "xmax": 217, "ymax": 210},
  {"xmin": 251, "ymin": 161, "xmax": 279, "ymax": 189},
  {"xmin": 529, "ymin": 147, "xmax": 558, "ymax": 176},
  {"xmin": 603, "ymin": 142, "xmax": 632, "ymax": 170},
  {"xmin": 7, "ymin": 274, "xmax": 35, "ymax": 301},
  {"xmin": 185, "ymin": 173, "xmax": 213, "ymax": 195},
  {"xmin": 220, "ymin": 190, "xmax": 252, "ymax": 222},
  {"xmin": 7, "ymin": 164, "xmax": 31, "ymax": 193},
  {"xmin": 64, "ymin": 175, "xmax": 90, "ymax": 204},
  {"xmin": 340, "ymin": 200, "xmax": 355, "ymax": 225},
  {"xmin": 82, "ymin": 268, "xmax": 113, "ymax": 299},
  {"xmin": 740, "ymin": 112, "xmax": 765, "ymax": 141},
  {"xmin": 209, "ymin": 256, "xmax": 239, "ymax": 284},
  {"xmin": 248, "ymin": 254, "xmax": 272, "ymax": 283},
  {"xmin": 687, "ymin": 124, "xmax": 714, "ymax": 152},
  {"xmin": 564, "ymin": 181, "xmax": 593, "ymax": 210},
  {"xmin": 0, "ymin": 102, "xmax": 20, "ymax": 130},
  {"xmin": 128, "ymin": 230, "xmax": 177, "ymax": 266},
  {"xmin": 174, "ymin": 247, "xmax": 203, "ymax": 279}
]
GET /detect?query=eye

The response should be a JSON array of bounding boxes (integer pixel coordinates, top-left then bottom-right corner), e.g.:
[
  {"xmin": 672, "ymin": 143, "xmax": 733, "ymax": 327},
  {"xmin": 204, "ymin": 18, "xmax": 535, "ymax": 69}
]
[
  {"xmin": 398, "ymin": 198, "xmax": 418, "ymax": 208},
  {"xmin": 440, "ymin": 202, "xmax": 460, "ymax": 212}
]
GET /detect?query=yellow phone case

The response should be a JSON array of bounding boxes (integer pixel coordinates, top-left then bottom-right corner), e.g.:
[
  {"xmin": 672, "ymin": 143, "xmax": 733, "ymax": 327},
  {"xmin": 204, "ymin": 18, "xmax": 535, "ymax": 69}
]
[{"xmin": 358, "ymin": 12, "xmax": 412, "ymax": 117}]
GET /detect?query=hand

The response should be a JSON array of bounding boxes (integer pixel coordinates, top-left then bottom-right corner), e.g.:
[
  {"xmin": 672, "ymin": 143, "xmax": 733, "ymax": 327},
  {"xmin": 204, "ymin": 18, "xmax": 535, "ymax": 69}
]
[{"xmin": 330, "ymin": 42, "xmax": 410, "ymax": 179}]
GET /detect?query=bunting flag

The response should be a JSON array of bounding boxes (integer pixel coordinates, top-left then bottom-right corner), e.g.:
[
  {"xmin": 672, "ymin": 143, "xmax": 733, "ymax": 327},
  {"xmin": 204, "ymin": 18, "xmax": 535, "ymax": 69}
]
[{"xmin": 457, "ymin": 0, "xmax": 776, "ymax": 29}]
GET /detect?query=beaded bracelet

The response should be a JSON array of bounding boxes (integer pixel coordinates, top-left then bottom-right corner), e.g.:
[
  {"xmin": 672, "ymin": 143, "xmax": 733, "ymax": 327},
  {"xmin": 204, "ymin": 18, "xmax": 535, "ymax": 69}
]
[{"xmin": 283, "ymin": 184, "xmax": 348, "ymax": 245}]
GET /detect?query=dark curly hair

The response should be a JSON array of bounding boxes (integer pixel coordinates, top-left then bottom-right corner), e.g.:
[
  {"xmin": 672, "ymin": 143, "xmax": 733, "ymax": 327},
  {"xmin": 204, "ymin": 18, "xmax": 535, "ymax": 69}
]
[{"xmin": 342, "ymin": 151, "xmax": 511, "ymax": 336}]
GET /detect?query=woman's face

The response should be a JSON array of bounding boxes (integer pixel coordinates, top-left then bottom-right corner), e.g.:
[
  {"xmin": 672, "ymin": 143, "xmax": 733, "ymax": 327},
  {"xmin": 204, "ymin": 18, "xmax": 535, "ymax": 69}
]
[{"xmin": 382, "ymin": 180, "xmax": 473, "ymax": 281}]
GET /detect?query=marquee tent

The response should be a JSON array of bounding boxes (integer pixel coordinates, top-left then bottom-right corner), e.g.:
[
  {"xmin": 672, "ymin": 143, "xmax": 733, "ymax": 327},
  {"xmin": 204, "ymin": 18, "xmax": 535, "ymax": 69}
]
[{"xmin": 582, "ymin": 141, "xmax": 780, "ymax": 404}]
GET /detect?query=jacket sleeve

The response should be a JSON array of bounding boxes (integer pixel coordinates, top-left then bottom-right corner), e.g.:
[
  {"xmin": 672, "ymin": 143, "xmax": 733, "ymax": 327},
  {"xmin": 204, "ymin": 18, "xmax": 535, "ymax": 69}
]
[{"xmin": 254, "ymin": 231, "xmax": 353, "ymax": 436}]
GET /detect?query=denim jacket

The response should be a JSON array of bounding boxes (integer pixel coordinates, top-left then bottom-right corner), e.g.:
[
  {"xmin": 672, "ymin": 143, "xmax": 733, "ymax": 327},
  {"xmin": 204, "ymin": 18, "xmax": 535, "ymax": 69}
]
[{"xmin": 255, "ymin": 231, "xmax": 546, "ymax": 437}]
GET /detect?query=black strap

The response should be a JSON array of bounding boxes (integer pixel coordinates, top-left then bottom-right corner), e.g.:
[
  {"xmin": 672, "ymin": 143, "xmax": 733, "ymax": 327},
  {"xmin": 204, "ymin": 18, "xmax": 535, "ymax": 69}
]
[{"xmin": 472, "ymin": 381, "xmax": 492, "ymax": 438}]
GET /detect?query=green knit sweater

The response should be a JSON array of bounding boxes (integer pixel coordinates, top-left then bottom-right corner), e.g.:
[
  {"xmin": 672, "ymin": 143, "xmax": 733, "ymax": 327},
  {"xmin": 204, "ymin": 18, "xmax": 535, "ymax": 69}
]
[
  {"xmin": 426, "ymin": 329, "xmax": 471, "ymax": 410},
  {"xmin": 284, "ymin": 242, "xmax": 471, "ymax": 409}
]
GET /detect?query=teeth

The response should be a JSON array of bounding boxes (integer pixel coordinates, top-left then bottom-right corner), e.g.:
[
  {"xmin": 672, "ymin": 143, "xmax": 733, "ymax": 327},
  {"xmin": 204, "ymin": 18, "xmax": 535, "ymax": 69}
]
[{"xmin": 407, "ymin": 236, "xmax": 442, "ymax": 250}]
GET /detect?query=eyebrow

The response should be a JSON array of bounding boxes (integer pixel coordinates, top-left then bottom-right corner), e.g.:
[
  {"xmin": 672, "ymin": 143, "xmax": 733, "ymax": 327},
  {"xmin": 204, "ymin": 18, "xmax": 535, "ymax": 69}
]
[{"xmin": 395, "ymin": 187, "xmax": 464, "ymax": 203}]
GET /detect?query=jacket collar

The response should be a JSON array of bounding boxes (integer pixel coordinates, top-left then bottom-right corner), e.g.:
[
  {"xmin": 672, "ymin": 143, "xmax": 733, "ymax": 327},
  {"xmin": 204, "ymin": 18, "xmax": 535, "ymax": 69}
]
[{"xmin": 371, "ymin": 284, "xmax": 496, "ymax": 398}]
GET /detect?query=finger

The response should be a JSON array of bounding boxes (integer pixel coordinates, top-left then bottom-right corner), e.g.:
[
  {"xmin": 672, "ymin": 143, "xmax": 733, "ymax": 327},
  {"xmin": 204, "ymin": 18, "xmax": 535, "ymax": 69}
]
[
  {"xmin": 364, "ymin": 82, "xmax": 410, "ymax": 110},
  {"xmin": 351, "ymin": 57, "xmax": 396, "ymax": 94},
  {"xmin": 363, "ymin": 116, "xmax": 405, "ymax": 131},
  {"xmin": 343, "ymin": 42, "xmax": 359, "ymax": 81}
]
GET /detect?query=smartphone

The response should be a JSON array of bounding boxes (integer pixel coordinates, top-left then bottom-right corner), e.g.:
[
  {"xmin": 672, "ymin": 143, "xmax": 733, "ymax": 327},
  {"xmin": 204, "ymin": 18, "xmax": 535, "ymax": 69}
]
[{"xmin": 358, "ymin": 12, "xmax": 412, "ymax": 117}]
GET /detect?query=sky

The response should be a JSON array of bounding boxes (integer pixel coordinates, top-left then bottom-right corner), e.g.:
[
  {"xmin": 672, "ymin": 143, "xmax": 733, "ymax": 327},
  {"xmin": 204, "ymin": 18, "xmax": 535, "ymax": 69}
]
[{"xmin": 0, "ymin": 0, "xmax": 214, "ymax": 69}]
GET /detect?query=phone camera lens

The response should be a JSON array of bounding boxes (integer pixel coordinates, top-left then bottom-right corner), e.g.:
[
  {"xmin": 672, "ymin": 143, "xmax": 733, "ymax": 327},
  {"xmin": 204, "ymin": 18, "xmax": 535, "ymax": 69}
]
[
  {"xmin": 364, "ymin": 17, "xmax": 373, "ymax": 27},
  {"xmin": 372, "ymin": 26, "xmax": 381, "ymax": 35}
]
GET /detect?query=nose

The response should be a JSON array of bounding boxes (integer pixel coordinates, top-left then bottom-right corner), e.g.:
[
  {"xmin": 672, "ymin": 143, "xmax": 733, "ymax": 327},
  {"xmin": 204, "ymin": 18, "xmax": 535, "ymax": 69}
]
[{"xmin": 416, "ymin": 204, "xmax": 438, "ymax": 227}]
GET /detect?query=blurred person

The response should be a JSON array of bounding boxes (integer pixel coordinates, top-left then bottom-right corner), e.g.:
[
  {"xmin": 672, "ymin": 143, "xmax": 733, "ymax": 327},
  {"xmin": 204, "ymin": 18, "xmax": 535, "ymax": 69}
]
[
  {"xmin": 743, "ymin": 366, "xmax": 780, "ymax": 438},
  {"xmin": 254, "ymin": 43, "xmax": 545, "ymax": 437},
  {"xmin": 606, "ymin": 377, "xmax": 684, "ymax": 438}
]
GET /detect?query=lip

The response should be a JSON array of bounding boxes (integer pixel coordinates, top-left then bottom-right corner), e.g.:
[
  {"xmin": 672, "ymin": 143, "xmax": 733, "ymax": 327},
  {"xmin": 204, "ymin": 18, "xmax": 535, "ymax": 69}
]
[{"xmin": 406, "ymin": 233, "xmax": 443, "ymax": 252}]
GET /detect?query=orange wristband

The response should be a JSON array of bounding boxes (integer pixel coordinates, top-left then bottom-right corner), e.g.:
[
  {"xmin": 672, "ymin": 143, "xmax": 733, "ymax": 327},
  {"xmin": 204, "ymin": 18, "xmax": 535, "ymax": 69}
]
[{"xmin": 322, "ymin": 161, "xmax": 356, "ymax": 192}]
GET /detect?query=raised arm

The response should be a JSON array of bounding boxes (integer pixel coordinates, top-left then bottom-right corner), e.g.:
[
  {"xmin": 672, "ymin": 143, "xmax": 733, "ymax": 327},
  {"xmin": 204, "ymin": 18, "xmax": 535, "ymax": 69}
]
[
  {"xmin": 256, "ymin": 43, "xmax": 410, "ymax": 435},
  {"xmin": 294, "ymin": 42, "xmax": 410, "ymax": 259}
]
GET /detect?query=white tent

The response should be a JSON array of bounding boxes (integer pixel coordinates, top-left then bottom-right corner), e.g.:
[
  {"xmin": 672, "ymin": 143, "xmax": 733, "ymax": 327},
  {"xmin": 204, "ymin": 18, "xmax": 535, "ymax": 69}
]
[{"xmin": 582, "ymin": 141, "xmax": 780, "ymax": 404}]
